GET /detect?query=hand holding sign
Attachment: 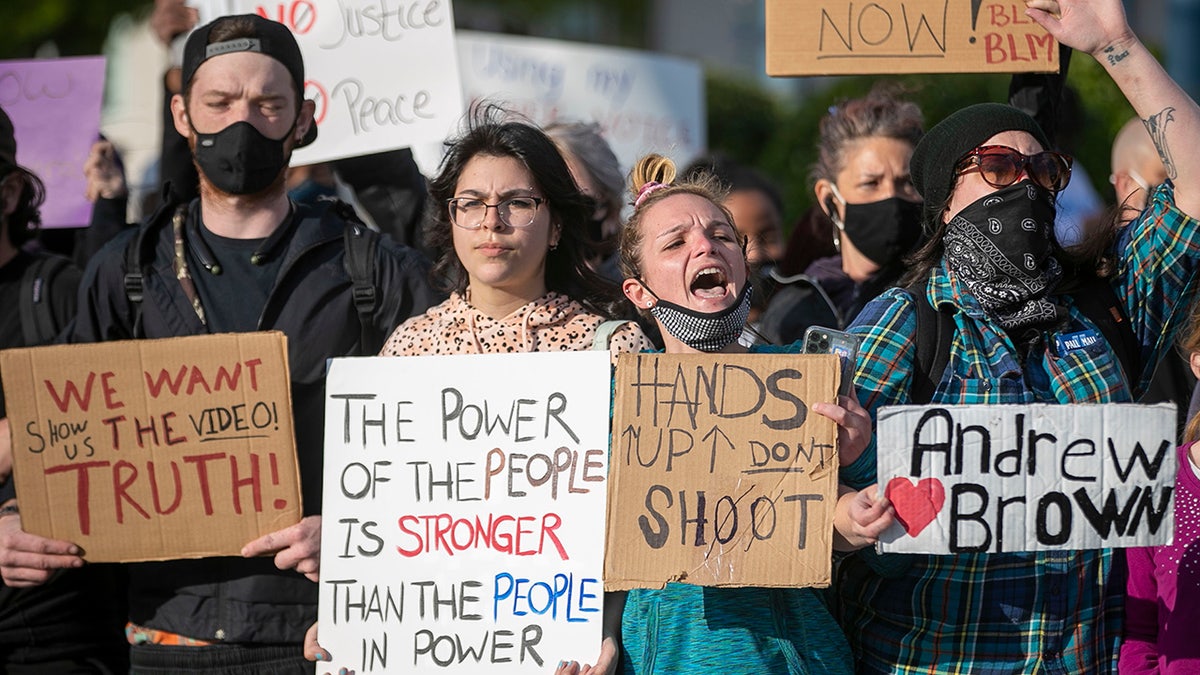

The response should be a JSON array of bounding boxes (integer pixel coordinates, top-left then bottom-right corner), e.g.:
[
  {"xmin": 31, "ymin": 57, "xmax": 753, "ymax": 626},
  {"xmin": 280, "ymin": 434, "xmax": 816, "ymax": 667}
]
[
  {"xmin": 555, "ymin": 636, "xmax": 619, "ymax": 675},
  {"xmin": 0, "ymin": 509, "xmax": 83, "ymax": 587},
  {"xmin": 812, "ymin": 393, "xmax": 872, "ymax": 467},
  {"xmin": 834, "ymin": 484, "xmax": 895, "ymax": 550},
  {"xmin": 242, "ymin": 514, "xmax": 322, "ymax": 582}
]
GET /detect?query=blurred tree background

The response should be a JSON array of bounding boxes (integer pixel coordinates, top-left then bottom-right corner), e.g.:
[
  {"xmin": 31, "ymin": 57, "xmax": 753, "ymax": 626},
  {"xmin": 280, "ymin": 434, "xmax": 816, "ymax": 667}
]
[
  {"xmin": 3, "ymin": 0, "xmax": 1139, "ymax": 230},
  {"xmin": 710, "ymin": 60, "xmax": 1136, "ymax": 225}
]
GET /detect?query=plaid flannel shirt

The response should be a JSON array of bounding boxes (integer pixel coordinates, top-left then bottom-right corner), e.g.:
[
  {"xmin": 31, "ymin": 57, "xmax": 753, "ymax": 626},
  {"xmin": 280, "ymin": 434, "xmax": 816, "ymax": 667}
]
[{"xmin": 835, "ymin": 182, "xmax": 1200, "ymax": 674}]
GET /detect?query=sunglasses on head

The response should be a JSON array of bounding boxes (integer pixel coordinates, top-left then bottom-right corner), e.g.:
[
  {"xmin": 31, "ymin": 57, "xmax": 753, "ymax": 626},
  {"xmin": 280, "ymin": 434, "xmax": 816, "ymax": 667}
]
[{"xmin": 955, "ymin": 145, "xmax": 1074, "ymax": 193}]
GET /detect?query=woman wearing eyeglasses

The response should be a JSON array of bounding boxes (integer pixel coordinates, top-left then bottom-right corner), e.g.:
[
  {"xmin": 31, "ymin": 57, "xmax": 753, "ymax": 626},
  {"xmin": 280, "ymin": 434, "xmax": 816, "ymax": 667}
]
[
  {"xmin": 834, "ymin": 0, "xmax": 1200, "ymax": 672},
  {"xmin": 306, "ymin": 110, "xmax": 651, "ymax": 667},
  {"xmin": 378, "ymin": 106, "xmax": 653, "ymax": 359}
]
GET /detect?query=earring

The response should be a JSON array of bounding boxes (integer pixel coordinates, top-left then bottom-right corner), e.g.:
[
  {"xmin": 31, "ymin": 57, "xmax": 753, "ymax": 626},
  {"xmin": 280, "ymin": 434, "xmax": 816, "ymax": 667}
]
[
  {"xmin": 550, "ymin": 241, "xmax": 559, "ymax": 251},
  {"xmin": 646, "ymin": 302, "xmax": 653, "ymax": 308}
]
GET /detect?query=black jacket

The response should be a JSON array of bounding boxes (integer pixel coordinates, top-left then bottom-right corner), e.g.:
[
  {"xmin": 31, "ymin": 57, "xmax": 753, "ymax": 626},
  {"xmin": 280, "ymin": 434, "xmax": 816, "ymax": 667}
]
[{"xmin": 68, "ymin": 198, "xmax": 438, "ymax": 644}]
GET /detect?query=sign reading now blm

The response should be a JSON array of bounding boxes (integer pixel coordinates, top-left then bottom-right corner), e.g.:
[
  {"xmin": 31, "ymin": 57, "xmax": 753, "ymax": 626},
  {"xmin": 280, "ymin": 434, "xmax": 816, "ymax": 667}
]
[
  {"xmin": 766, "ymin": 0, "xmax": 1060, "ymax": 75},
  {"xmin": 0, "ymin": 333, "xmax": 302, "ymax": 561},
  {"xmin": 605, "ymin": 353, "xmax": 840, "ymax": 590},
  {"xmin": 319, "ymin": 352, "xmax": 611, "ymax": 674},
  {"xmin": 876, "ymin": 403, "xmax": 1176, "ymax": 554}
]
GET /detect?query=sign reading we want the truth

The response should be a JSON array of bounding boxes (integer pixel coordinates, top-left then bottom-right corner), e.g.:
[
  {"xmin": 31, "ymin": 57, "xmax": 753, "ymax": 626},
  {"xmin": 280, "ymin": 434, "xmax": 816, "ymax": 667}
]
[
  {"xmin": 766, "ymin": 0, "xmax": 1059, "ymax": 75},
  {"xmin": 319, "ymin": 352, "xmax": 611, "ymax": 674},
  {"xmin": 0, "ymin": 333, "xmax": 302, "ymax": 562},
  {"xmin": 877, "ymin": 403, "xmax": 1177, "ymax": 554},
  {"xmin": 605, "ymin": 353, "xmax": 840, "ymax": 591}
]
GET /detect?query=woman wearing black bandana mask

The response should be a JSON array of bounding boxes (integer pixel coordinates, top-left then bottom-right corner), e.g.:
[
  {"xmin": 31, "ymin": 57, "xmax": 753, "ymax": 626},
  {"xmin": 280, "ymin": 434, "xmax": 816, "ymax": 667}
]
[
  {"xmin": 835, "ymin": 0, "xmax": 1200, "ymax": 672},
  {"xmin": 589, "ymin": 153, "xmax": 894, "ymax": 675},
  {"xmin": 759, "ymin": 88, "xmax": 925, "ymax": 345}
]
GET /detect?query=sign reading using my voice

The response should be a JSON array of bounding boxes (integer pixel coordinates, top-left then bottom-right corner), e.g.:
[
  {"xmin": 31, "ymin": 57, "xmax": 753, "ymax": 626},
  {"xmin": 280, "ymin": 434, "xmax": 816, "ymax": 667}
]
[
  {"xmin": 876, "ymin": 403, "xmax": 1176, "ymax": 554},
  {"xmin": 0, "ymin": 332, "xmax": 302, "ymax": 562}
]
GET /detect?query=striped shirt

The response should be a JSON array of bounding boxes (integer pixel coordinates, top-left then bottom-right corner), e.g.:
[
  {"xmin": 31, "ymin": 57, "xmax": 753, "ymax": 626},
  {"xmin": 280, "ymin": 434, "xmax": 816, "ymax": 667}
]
[{"xmin": 836, "ymin": 182, "xmax": 1200, "ymax": 674}]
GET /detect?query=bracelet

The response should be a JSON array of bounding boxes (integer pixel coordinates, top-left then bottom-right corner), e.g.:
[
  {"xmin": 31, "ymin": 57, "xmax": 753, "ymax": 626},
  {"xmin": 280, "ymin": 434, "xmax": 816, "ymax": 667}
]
[{"xmin": 0, "ymin": 504, "xmax": 19, "ymax": 518}]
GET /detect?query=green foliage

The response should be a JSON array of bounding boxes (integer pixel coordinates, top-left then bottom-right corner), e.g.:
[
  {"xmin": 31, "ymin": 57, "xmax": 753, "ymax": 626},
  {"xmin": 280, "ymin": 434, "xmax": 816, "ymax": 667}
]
[
  {"xmin": 1, "ymin": 0, "xmax": 150, "ymax": 59},
  {"xmin": 704, "ymin": 73, "xmax": 781, "ymax": 167}
]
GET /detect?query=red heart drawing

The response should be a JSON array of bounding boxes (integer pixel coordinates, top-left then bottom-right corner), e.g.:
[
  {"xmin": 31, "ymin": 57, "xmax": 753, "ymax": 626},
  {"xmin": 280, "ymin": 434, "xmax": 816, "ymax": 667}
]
[{"xmin": 885, "ymin": 477, "xmax": 946, "ymax": 537}]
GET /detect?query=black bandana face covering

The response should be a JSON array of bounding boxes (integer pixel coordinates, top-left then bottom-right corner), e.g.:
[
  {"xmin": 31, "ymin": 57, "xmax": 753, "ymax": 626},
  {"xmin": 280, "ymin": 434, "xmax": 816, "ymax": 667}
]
[
  {"xmin": 942, "ymin": 180, "xmax": 1062, "ymax": 329},
  {"xmin": 830, "ymin": 187, "xmax": 924, "ymax": 268},
  {"xmin": 193, "ymin": 121, "xmax": 291, "ymax": 196},
  {"xmin": 648, "ymin": 282, "xmax": 753, "ymax": 352}
]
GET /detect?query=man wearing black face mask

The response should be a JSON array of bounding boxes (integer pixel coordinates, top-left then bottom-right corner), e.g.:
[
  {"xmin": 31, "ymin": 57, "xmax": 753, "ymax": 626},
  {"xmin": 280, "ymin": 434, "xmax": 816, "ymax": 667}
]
[{"xmin": 0, "ymin": 14, "xmax": 437, "ymax": 674}]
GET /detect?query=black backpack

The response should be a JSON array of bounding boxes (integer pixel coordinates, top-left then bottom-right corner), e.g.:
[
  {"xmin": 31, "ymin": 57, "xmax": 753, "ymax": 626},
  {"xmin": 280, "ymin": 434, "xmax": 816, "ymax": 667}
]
[
  {"xmin": 123, "ymin": 199, "xmax": 382, "ymax": 350},
  {"xmin": 19, "ymin": 253, "xmax": 73, "ymax": 346},
  {"xmin": 907, "ymin": 275, "xmax": 1141, "ymax": 404}
]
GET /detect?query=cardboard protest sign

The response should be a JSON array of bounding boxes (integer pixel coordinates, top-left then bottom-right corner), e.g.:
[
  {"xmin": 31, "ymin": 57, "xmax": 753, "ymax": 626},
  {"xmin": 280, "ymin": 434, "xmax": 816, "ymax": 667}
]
[
  {"xmin": 876, "ymin": 403, "xmax": 1176, "ymax": 554},
  {"xmin": 319, "ymin": 352, "xmax": 611, "ymax": 673},
  {"xmin": 191, "ymin": 0, "xmax": 463, "ymax": 165},
  {"xmin": 766, "ymin": 0, "xmax": 1059, "ymax": 76},
  {"xmin": 454, "ymin": 31, "xmax": 705, "ymax": 171},
  {"xmin": 0, "ymin": 332, "xmax": 301, "ymax": 562},
  {"xmin": 605, "ymin": 353, "xmax": 840, "ymax": 591},
  {"xmin": 0, "ymin": 57, "xmax": 106, "ymax": 228}
]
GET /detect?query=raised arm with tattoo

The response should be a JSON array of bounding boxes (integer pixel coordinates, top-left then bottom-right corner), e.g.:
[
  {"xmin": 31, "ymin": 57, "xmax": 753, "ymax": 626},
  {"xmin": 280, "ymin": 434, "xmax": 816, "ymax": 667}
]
[{"xmin": 1026, "ymin": 0, "xmax": 1200, "ymax": 217}]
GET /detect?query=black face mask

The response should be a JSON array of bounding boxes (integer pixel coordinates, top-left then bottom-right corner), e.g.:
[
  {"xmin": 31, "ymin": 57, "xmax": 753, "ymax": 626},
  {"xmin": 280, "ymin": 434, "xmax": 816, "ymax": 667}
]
[
  {"xmin": 831, "ymin": 189, "xmax": 923, "ymax": 268},
  {"xmin": 942, "ymin": 180, "xmax": 1062, "ymax": 329},
  {"xmin": 193, "ymin": 121, "xmax": 290, "ymax": 196},
  {"xmin": 645, "ymin": 281, "xmax": 753, "ymax": 352}
]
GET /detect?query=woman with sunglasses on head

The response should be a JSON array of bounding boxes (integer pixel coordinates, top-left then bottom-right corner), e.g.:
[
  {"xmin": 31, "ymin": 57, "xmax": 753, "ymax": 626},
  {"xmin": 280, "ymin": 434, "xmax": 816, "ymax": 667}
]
[
  {"xmin": 552, "ymin": 153, "xmax": 892, "ymax": 675},
  {"xmin": 835, "ymin": 0, "xmax": 1200, "ymax": 672},
  {"xmin": 377, "ymin": 106, "xmax": 652, "ymax": 360}
]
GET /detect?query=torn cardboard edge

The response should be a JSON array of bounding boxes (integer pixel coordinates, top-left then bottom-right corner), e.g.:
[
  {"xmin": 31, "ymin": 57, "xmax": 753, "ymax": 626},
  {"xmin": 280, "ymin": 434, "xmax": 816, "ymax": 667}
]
[
  {"xmin": 0, "ymin": 331, "xmax": 303, "ymax": 562},
  {"xmin": 604, "ymin": 352, "xmax": 840, "ymax": 590}
]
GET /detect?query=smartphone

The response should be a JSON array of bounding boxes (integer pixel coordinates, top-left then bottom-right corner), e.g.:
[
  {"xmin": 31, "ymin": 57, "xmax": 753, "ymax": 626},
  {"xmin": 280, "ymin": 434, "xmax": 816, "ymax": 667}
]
[{"xmin": 802, "ymin": 326, "xmax": 860, "ymax": 397}]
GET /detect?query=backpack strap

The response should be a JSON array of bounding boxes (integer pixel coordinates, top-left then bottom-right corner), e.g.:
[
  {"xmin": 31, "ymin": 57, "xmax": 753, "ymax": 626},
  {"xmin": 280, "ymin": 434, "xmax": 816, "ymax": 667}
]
[
  {"xmin": 907, "ymin": 272, "xmax": 1141, "ymax": 403},
  {"xmin": 907, "ymin": 277, "xmax": 955, "ymax": 405},
  {"xmin": 19, "ymin": 254, "xmax": 71, "ymax": 345},
  {"xmin": 1069, "ymin": 275, "xmax": 1140, "ymax": 391},
  {"xmin": 592, "ymin": 320, "xmax": 630, "ymax": 351},
  {"xmin": 124, "ymin": 200, "xmax": 182, "ymax": 339},
  {"xmin": 336, "ymin": 201, "xmax": 382, "ymax": 353}
]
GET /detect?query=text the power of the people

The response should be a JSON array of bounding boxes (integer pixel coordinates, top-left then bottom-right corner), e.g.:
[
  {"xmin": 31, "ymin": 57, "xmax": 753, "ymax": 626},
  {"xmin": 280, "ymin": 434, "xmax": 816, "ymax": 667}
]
[{"xmin": 319, "ymin": 351, "xmax": 611, "ymax": 673}]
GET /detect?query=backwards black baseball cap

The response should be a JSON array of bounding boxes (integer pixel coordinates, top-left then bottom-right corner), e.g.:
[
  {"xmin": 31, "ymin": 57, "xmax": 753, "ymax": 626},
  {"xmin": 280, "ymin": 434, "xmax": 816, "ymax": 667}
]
[{"xmin": 181, "ymin": 14, "xmax": 317, "ymax": 147}]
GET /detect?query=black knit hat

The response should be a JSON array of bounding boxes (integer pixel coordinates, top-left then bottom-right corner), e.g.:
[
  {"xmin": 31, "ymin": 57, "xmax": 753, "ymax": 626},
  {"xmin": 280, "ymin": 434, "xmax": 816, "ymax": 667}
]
[
  {"xmin": 182, "ymin": 14, "xmax": 316, "ymax": 147},
  {"xmin": 0, "ymin": 106, "xmax": 15, "ymax": 173},
  {"xmin": 910, "ymin": 102, "xmax": 1049, "ymax": 226}
]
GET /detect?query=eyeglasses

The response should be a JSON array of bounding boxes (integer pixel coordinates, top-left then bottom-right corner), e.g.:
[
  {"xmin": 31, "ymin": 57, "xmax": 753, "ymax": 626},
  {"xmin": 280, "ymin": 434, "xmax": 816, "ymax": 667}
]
[
  {"xmin": 447, "ymin": 196, "xmax": 545, "ymax": 229},
  {"xmin": 955, "ymin": 145, "xmax": 1073, "ymax": 193}
]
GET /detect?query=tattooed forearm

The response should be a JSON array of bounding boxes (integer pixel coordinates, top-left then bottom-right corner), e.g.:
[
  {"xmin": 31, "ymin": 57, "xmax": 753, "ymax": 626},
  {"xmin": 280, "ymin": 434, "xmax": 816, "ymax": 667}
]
[
  {"xmin": 1103, "ymin": 45, "xmax": 1131, "ymax": 66},
  {"xmin": 1144, "ymin": 107, "xmax": 1179, "ymax": 181}
]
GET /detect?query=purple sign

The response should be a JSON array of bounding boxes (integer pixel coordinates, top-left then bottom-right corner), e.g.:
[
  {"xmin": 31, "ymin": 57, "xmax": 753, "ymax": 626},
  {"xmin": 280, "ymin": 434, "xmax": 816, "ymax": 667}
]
[{"xmin": 0, "ymin": 57, "xmax": 106, "ymax": 229}]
